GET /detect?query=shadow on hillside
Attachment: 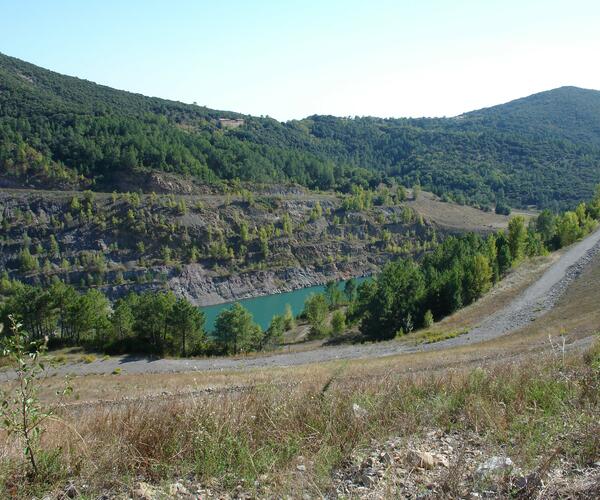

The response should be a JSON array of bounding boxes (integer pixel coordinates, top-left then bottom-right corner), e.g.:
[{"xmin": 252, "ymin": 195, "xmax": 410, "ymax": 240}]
[
  {"xmin": 324, "ymin": 332, "xmax": 369, "ymax": 346},
  {"xmin": 118, "ymin": 353, "xmax": 160, "ymax": 364}
]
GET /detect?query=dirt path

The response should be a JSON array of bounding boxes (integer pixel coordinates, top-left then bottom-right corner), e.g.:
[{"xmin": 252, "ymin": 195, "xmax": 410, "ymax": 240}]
[{"xmin": 2, "ymin": 228, "xmax": 600, "ymax": 381}]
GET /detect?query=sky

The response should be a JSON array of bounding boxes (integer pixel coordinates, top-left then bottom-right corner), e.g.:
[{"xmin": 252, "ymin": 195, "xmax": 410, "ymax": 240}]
[{"xmin": 1, "ymin": 0, "xmax": 599, "ymax": 120}]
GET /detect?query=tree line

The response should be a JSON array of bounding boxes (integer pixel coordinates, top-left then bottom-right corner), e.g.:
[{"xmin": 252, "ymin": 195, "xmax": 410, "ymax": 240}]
[
  {"xmin": 1, "ymin": 186, "xmax": 599, "ymax": 355},
  {"xmin": 348, "ymin": 189, "xmax": 600, "ymax": 340},
  {"xmin": 0, "ymin": 277, "xmax": 297, "ymax": 356},
  {"xmin": 4, "ymin": 53, "xmax": 600, "ymax": 209}
]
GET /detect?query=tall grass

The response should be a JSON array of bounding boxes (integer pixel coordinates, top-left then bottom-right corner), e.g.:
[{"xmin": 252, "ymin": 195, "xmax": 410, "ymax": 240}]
[{"xmin": 1, "ymin": 338, "xmax": 599, "ymax": 497}]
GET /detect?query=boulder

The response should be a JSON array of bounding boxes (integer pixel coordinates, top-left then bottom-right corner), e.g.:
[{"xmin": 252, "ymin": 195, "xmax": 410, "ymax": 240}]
[{"xmin": 475, "ymin": 456, "xmax": 514, "ymax": 481}]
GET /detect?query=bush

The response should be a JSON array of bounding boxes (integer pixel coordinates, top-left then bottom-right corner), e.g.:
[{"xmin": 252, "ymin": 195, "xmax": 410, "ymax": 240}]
[{"xmin": 423, "ymin": 309, "xmax": 434, "ymax": 328}]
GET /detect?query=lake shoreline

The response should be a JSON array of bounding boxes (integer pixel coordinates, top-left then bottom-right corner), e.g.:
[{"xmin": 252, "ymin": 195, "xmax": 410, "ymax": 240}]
[
  {"xmin": 166, "ymin": 260, "xmax": 380, "ymax": 307},
  {"xmin": 200, "ymin": 274, "xmax": 371, "ymax": 331}
]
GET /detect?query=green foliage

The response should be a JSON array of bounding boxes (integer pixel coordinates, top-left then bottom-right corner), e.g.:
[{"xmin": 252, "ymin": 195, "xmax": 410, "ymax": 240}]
[
  {"xmin": 258, "ymin": 227, "xmax": 270, "ymax": 256},
  {"xmin": 48, "ymin": 235, "xmax": 60, "ymax": 258},
  {"xmin": 168, "ymin": 298, "xmax": 206, "ymax": 356},
  {"xmin": 324, "ymin": 280, "xmax": 343, "ymax": 309},
  {"xmin": 282, "ymin": 213, "xmax": 293, "ymax": 237},
  {"xmin": 0, "ymin": 317, "xmax": 71, "ymax": 477},
  {"xmin": 412, "ymin": 184, "xmax": 421, "ymax": 200},
  {"xmin": 423, "ymin": 309, "xmax": 434, "ymax": 328},
  {"xmin": 495, "ymin": 232, "xmax": 512, "ymax": 275},
  {"xmin": 110, "ymin": 299, "xmax": 134, "ymax": 341},
  {"xmin": 303, "ymin": 293, "xmax": 329, "ymax": 338},
  {"xmin": 556, "ymin": 211, "xmax": 581, "ymax": 247},
  {"xmin": 466, "ymin": 253, "xmax": 493, "ymax": 301},
  {"xmin": 239, "ymin": 221, "xmax": 250, "ymax": 243},
  {"xmin": 264, "ymin": 314, "xmax": 285, "ymax": 348},
  {"xmin": 357, "ymin": 259, "xmax": 425, "ymax": 340},
  {"xmin": 331, "ymin": 310, "xmax": 346, "ymax": 336},
  {"xmin": 0, "ymin": 278, "xmax": 210, "ymax": 357},
  {"xmin": 19, "ymin": 247, "xmax": 39, "ymax": 273},
  {"xmin": 213, "ymin": 303, "xmax": 263, "ymax": 355},
  {"xmin": 283, "ymin": 303, "xmax": 295, "ymax": 331},
  {"xmin": 342, "ymin": 185, "xmax": 373, "ymax": 211},
  {"xmin": 351, "ymin": 192, "xmax": 600, "ymax": 341},
  {"xmin": 309, "ymin": 201, "xmax": 323, "ymax": 221},
  {"xmin": 536, "ymin": 209, "xmax": 557, "ymax": 246},
  {"xmin": 343, "ymin": 278, "xmax": 357, "ymax": 302},
  {"xmin": 495, "ymin": 200, "xmax": 511, "ymax": 215},
  {"xmin": 508, "ymin": 216, "xmax": 527, "ymax": 263},
  {"xmin": 3, "ymin": 53, "xmax": 600, "ymax": 208}
]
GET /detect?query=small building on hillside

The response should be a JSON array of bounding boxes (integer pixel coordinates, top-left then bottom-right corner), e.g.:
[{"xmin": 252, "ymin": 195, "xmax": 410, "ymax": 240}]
[{"xmin": 218, "ymin": 118, "xmax": 245, "ymax": 129}]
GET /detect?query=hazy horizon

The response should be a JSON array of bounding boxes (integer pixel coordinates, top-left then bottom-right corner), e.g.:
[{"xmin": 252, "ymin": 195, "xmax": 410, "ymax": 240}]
[{"xmin": 2, "ymin": 0, "xmax": 599, "ymax": 121}]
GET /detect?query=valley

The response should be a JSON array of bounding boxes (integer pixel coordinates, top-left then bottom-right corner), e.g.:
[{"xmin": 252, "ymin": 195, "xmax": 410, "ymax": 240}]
[
  {"xmin": 1, "ymin": 48, "xmax": 600, "ymax": 499},
  {"xmin": 0, "ymin": 186, "xmax": 509, "ymax": 307}
]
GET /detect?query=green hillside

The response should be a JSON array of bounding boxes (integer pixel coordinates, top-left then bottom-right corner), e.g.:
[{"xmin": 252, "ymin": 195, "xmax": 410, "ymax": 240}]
[{"xmin": 1, "ymin": 52, "xmax": 600, "ymax": 209}]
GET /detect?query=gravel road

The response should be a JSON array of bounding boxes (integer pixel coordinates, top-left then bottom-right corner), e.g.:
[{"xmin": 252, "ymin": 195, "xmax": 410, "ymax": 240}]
[{"xmin": 2, "ymin": 228, "xmax": 600, "ymax": 381}]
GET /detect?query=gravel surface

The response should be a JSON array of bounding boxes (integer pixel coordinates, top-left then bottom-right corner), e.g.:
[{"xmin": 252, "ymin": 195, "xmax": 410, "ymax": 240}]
[{"xmin": 2, "ymin": 228, "xmax": 600, "ymax": 381}]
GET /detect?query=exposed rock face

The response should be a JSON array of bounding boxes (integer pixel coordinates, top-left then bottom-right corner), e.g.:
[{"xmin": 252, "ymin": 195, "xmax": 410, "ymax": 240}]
[{"xmin": 167, "ymin": 260, "xmax": 376, "ymax": 306}]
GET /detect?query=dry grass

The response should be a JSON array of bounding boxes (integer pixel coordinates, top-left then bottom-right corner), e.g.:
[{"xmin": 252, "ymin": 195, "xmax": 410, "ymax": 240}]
[
  {"xmin": 411, "ymin": 328, "xmax": 469, "ymax": 344},
  {"xmin": 407, "ymin": 191, "xmax": 532, "ymax": 233},
  {"xmin": 1, "ymin": 336, "xmax": 598, "ymax": 497},
  {"xmin": 25, "ymin": 248, "xmax": 579, "ymax": 406},
  {"xmin": 2, "ymin": 239, "xmax": 599, "ymax": 497}
]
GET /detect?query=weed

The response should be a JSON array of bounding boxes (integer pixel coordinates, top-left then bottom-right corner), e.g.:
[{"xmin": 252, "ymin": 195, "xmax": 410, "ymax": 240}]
[{"xmin": 80, "ymin": 355, "xmax": 97, "ymax": 364}]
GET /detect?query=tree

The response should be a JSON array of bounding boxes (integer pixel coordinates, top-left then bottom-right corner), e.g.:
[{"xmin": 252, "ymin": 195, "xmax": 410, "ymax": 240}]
[
  {"xmin": 67, "ymin": 289, "xmax": 111, "ymax": 346},
  {"xmin": 303, "ymin": 293, "xmax": 329, "ymax": 338},
  {"xmin": 324, "ymin": 280, "xmax": 343, "ymax": 308},
  {"xmin": 168, "ymin": 298, "xmax": 206, "ymax": 356},
  {"xmin": 344, "ymin": 278, "xmax": 357, "ymax": 302},
  {"xmin": 556, "ymin": 211, "xmax": 581, "ymax": 247},
  {"xmin": 19, "ymin": 247, "xmax": 39, "ymax": 273},
  {"xmin": 110, "ymin": 298, "xmax": 135, "ymax": 341},
  {"xmin": 465, "ymin": 253, "xmax": 493, "ymax": 302},
  {"xmin": 331, "ymin": 310, "xmax": 346, "ymax": 336},
  {"xmin": 213, "ymin": 303, "xmax": 263, "ymax": 354},
  {"xmin": 309, "ymin": 201, "xmax": 323, "ymax": 221},
  {"xmin": 535, "ymin": 209, "xmax": 556, "ymax": 246},
  {"xmin": 283, "ymin": 303, "xmax": 295, "ymax": 331},
  {"xmin": 589, "ymin": 184, "xmax": 600, "ymax": 219},
  {"xmin": 495, "ymin": 200, "xmax": 511, "ymax": 215},
  {"xmin": 359, "ymin": 259, "xmax": 425, "ymax": 340},
  {"xmin": 264, "ymin": 314, "xmax": 285, "ymax": 348},
  {"xmin": 239, "ymin": 221, "xmax": 250, "ymax": 243},
  {"xmin": 2, "ymin": 284, "xmax": 58, "ymax": 341},
  {"xmin": 525, "ymin": 228, "xmax": 546, "ymax": 257},
  {"xmin": 495, "ymin": 232, "xmax": 512, "ymax": 275},
  {"xmin": 508, "ymin": 216, "xmax": 527, "ymax": 263},
  {"xmin": 412, "ymin": 184, "xmax": 421, "ymax": 200},
  {"xmin": 423, "ymin": 309, "xmax": 434, "ymax": 328},
  {"xmin": 485, "ymin": 234, "xmax": 500, "ymax": 283},
  {"xmin": 131, "ymin": 291, "xmax": 177, "ymax": 353},
  {"xmin": 258, "ymin": 227, "xmax": 269, "ymax": 256},
  {"xmin": 161, "ymin": 246, "xmax": 172, "ymax": 265},
  {"xmin": 49, "ymin": 235, "xmax": 60, "ymax": 258},
  {"xmin": 282, "ymin": 213, "xmax": 293, "ymax": 236}
]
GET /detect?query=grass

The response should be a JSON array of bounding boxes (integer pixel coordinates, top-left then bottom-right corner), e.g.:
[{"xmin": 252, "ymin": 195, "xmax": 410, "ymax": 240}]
[
  {"xmin": 412, "ymin": 328, "xmax": 469, "ymax": 344},
  {"xmin": 1, "ymin": 336, "xmax": 598, "ymax": 497},
  {"xmin": 80, "ymin": 354, "xmax": 97, "ymax": 364}
]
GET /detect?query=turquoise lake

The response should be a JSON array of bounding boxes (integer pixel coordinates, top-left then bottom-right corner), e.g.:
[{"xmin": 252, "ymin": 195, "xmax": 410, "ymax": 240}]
[{"xmin": 201, "ymin": 276, "xmax": 369, "ymax": 332}]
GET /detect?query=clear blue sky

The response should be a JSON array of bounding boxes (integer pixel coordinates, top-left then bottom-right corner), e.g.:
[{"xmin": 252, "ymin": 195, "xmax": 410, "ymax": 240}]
[{"xmin": 1, "ymin": 0, "xmax": 599, "ymax": 120}]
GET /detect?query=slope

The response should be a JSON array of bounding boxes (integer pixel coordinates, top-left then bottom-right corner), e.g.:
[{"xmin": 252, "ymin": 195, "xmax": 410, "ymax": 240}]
[{"xmin": 2, "ymin": 52, "xmax": 600, "ymax": 209}]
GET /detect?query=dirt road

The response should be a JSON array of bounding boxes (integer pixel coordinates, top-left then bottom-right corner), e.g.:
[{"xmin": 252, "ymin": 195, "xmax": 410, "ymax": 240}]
[{"xmin": 2, "ymin": 228, "xmax": 600, "ymax": 381}]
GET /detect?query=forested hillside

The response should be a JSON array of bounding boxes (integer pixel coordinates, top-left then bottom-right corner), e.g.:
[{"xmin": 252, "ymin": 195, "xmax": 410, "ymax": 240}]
[{"xmin": 2, "ymin": 52, "xmax": 600, "ymax": 209}]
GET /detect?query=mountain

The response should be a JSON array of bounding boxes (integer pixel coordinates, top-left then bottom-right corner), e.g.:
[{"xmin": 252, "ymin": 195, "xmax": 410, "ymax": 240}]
[
  {"xmin": 1, "ymin": 52, "xmax": 600, "ymax": 210},
  {"xmin": 460, "ymin": 86, "xmax": 600, "ymax": 147}
]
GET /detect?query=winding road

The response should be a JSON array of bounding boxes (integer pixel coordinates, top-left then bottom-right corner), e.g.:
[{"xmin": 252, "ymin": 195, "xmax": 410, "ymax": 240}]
[{"xmin": 2, "ymin": 228, "xmax": 600, "ymax": 381}]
